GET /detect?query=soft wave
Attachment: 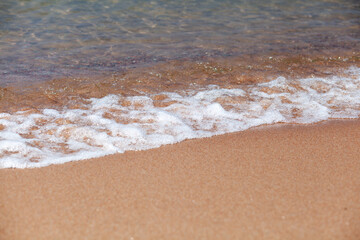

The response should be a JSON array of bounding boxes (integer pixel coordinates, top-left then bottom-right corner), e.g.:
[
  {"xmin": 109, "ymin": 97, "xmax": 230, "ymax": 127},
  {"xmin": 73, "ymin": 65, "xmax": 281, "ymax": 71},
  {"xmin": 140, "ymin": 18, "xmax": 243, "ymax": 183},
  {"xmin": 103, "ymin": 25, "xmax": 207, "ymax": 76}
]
[{"xmin": 1, "ymin": 67, "xmax": 359, "ymax": 168}]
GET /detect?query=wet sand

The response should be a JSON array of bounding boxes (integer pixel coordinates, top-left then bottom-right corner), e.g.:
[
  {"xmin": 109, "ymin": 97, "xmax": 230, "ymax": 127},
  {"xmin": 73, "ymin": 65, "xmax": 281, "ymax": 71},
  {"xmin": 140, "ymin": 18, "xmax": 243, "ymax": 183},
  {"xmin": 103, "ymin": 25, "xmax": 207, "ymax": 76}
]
[
  {"xmin": 1, "ymin": 120, "xmax": 360, "ymax": 239},
  {"xmin": 1, "ymin": 53, "xmax": 359, "ymax": 113}
]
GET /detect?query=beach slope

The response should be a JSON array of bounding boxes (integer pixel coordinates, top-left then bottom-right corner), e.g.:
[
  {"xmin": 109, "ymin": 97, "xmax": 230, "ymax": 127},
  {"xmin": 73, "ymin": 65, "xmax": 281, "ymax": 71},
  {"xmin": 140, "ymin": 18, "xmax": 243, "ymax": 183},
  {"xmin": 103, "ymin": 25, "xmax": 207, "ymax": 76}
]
[{"xmin": 1, "ymin": 120, "xmax": 360, "ymax": 239}]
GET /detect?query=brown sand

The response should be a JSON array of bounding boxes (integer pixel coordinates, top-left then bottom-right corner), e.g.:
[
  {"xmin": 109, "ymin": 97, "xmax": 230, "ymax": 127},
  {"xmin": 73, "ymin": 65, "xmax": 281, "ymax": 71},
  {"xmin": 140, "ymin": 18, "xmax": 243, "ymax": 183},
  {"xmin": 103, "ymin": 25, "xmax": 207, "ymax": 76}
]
[{"xmin": 1, "ymin": 120, "xmax": 360, "ymax": 239}]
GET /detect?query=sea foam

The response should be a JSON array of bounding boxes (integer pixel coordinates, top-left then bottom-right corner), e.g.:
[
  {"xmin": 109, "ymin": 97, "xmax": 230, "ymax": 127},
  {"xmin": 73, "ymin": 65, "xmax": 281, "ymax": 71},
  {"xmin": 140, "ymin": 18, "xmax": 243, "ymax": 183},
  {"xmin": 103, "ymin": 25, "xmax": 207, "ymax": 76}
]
[{"xmin": 1, "ymin": 67, "xmax": 359, "ymax": 168}]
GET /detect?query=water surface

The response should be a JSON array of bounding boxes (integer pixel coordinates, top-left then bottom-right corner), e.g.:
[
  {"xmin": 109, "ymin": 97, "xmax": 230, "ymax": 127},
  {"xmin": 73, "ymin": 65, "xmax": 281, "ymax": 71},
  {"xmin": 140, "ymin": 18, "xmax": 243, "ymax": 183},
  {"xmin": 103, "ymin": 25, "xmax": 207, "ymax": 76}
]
[
  {"xmin": 0, "ymin": 0, "xmax": 359, "ymax": 85},
  {"xmin": 0, "ymin": 0, "xmax": 359, "ymax": 168}
]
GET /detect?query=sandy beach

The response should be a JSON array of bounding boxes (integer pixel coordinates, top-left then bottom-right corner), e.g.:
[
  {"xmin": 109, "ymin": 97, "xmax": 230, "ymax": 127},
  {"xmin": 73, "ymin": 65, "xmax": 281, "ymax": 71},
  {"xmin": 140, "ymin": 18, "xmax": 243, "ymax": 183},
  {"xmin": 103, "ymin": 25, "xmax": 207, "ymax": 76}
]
[
  {"xmin": 1, "ymin": 1, "xmax": 359, "ymax": 239},
  {"xmin": 1, "ymin": 120, "xmax": 360, "ymax": 239}
]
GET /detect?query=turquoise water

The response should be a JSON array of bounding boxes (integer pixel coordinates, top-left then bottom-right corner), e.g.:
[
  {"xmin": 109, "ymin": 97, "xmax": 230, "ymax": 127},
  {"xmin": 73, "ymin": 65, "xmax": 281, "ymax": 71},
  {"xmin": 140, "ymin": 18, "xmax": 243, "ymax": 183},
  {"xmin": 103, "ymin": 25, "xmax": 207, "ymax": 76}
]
[{"xmin": 0, "ymin": 0, "xmax": 359, "ymax": 85}]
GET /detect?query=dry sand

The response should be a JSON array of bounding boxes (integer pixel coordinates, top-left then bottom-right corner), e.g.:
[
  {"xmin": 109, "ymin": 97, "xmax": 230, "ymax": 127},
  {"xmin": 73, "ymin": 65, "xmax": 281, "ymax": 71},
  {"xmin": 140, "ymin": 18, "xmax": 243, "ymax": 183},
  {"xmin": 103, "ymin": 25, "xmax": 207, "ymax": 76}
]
[{"xmin": 1, "ymin": 120, "xmax": 360, "ymax": 239}]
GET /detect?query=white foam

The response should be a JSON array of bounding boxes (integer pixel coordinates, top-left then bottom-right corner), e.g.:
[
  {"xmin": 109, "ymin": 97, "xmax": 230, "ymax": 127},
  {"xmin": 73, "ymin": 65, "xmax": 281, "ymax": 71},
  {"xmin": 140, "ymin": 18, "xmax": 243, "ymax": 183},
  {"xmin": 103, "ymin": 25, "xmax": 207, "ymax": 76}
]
[{"xmin": 1, "ymin": 67, "xmax": 360, "ymax": 168}]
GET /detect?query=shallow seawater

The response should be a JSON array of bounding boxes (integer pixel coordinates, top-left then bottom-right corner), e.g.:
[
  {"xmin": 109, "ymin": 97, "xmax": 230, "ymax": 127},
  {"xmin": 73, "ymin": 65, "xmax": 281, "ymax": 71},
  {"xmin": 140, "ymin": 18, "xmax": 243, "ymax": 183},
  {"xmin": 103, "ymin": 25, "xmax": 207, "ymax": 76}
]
[
  {"xmin": 1, "ymin": 0, "xmax": 359, "ymax": 84},
  {"xmin": 0, "ymin": 0, "xmax": 359, "ymax": 168}
]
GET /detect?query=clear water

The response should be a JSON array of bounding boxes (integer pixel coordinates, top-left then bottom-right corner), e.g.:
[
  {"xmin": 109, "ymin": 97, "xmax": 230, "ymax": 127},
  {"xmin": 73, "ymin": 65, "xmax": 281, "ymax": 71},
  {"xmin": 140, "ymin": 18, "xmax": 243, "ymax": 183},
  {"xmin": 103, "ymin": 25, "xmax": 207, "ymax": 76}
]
[
  {"xmin": 0, "ymin": 0, "xmax": 359, "ymax": 168},
  {"xmin": 0, "ymin": 0, "xmax": 359, "ymax": 84}
]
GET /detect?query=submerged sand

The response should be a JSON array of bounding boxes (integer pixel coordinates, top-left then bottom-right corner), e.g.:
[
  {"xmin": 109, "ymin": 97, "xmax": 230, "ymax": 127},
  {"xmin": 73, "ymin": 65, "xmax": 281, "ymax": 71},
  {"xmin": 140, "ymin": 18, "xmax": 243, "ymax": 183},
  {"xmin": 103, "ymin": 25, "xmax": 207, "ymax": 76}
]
[
  {"xmin": 1, "ymin": 120, "xmax": 360, "ymax": 239},
  {"xmin": 1, "ymin": 53, "xmax": 359, "ymax": 113}
]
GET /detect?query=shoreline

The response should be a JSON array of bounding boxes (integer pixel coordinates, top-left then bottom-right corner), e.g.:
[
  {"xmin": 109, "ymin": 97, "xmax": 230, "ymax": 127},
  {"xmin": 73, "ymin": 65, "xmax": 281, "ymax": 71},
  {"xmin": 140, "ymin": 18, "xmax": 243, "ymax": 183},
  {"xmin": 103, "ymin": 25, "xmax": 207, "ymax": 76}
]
[
  {"xmin": 1, "ymin": 53, "xmax": 359, "ymax": 113},
  {"xmin": 1, "ymin": 65, "xmax": 360, "ymax": 168},
  {"xmin": 1, "ymin": 119, "xmax": 360, "ymax": 239}
]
